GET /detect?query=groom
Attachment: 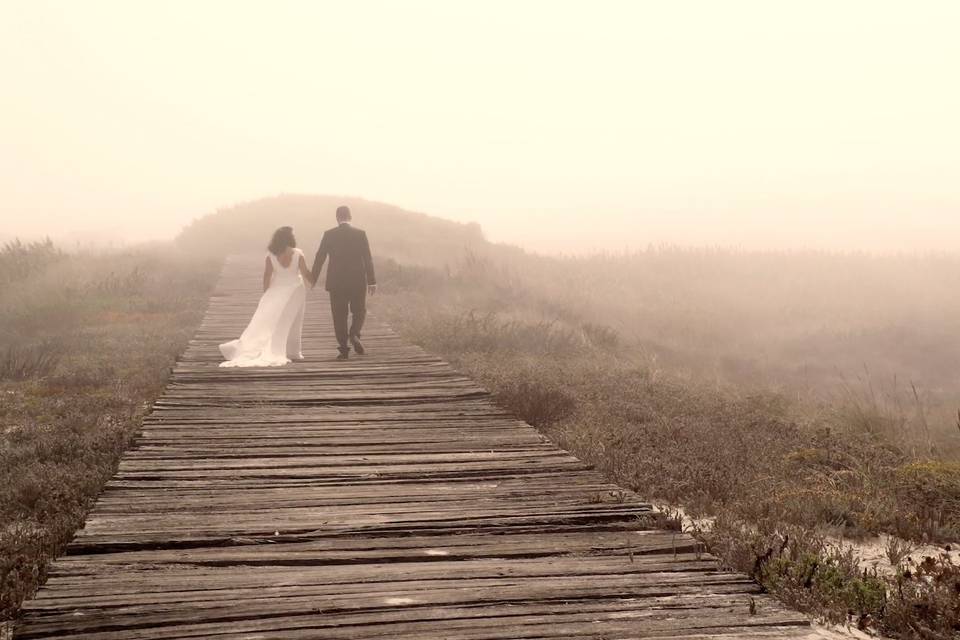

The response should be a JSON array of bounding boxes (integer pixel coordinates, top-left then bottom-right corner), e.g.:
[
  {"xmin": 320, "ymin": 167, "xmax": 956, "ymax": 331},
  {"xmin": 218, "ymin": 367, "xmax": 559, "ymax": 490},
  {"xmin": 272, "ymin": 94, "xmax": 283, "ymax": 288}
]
[{"xmin": 310, "ymin": 206, "xmax": 377, "ymax": 360}]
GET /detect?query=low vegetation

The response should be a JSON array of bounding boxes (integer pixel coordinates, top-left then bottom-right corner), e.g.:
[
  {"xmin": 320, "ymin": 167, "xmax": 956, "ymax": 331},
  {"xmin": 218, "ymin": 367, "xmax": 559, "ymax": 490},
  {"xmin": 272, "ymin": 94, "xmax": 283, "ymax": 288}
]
[
  {"xmin": 0, "ymin": 240, "xmax": 217, "ymax": 620},
  {"xmin": 701, "ymin": 520, "xmax": 960, "ymax": 637}
]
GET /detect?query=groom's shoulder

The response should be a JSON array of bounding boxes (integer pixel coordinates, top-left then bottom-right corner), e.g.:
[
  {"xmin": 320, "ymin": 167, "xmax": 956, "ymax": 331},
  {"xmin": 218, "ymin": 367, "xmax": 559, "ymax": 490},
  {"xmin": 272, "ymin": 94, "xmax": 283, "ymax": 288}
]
[
  {"xmin": 341, "ymin": 225, "xmax": 367, "ymax": 237},
  {"xmin": 323, "ymin": 225, "xmax": 367, "ymax": 242}
]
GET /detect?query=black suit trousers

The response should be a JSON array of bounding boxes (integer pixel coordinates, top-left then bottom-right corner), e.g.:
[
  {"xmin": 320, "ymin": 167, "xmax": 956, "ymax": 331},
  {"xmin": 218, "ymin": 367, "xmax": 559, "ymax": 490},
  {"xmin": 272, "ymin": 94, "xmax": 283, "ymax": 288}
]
[{"xmin": 329, "ymin": 287, "xmax": 366, "ymax": 352}]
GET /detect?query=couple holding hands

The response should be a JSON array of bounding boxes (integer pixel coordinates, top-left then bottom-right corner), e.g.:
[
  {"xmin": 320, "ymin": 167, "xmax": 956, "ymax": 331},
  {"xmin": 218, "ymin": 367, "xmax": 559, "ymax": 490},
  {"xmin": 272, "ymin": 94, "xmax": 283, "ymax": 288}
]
[{"xmin": 219, "ymin": 205, "xmax": 376, "ymax": 366}]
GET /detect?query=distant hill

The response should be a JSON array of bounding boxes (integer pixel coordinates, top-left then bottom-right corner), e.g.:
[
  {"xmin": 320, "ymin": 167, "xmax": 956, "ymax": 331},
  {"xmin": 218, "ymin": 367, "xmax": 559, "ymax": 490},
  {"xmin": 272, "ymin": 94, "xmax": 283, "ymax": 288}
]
[{"xmin": 176, "ymin": 195, "xmax": 487, "ymax": 266}]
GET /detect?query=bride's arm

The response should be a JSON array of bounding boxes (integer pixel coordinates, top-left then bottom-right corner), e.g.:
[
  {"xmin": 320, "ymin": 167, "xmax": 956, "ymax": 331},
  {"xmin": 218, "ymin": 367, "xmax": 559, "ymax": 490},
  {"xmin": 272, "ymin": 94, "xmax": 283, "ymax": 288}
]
[
  {"xmin": 263, "ymin": 256, "xmax": 273, "ymax": 292},
  {"xmin": 298, "ymin": 253, "xmax": 314, "ymax": 285}
]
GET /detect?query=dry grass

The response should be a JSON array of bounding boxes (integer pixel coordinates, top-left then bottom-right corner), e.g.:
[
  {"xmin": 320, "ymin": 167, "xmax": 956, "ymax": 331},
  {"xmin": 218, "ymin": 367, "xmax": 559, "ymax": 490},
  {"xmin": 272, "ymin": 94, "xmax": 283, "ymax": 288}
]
[
  {"xmin": 0, "ymin": 240, "xmax": 62, "ymax": 289},
  {"xmin": 0, "ymin": 241, "xmax": 217, "ymax": 620},
  {"xmin": 0, "ymin": 342, "xmax": 60, "ymax": 381},
  {"xmin": 385, "ymin": 245, "xmax": 960, "ymax": 455},
  {"xmin": 884, "ymin": 536, "xmax": 916, "ymax": 567}
]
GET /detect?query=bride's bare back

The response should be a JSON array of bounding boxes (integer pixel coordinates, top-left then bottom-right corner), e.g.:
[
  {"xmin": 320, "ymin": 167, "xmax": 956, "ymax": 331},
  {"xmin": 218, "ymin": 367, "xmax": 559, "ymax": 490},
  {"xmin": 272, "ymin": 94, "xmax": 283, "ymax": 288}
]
[{"xmin": 263, "ymin": 248, "xmax": 314, "ymax": 292}]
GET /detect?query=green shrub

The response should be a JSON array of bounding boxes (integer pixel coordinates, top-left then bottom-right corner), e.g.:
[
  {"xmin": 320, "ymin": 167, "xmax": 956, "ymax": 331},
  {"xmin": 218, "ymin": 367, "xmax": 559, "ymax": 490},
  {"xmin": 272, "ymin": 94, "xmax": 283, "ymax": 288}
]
[{"xmin": 703, "ymin": 517, "xmax": 960, "ymax": 637}]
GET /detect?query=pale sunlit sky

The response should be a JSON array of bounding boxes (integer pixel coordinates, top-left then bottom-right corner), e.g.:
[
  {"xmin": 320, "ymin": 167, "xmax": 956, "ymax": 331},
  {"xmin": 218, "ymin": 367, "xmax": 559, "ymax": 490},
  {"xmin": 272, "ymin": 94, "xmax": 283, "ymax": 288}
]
[{"xmin": 1, "ymin": 1, "xmax": 958, "ymax": 253}]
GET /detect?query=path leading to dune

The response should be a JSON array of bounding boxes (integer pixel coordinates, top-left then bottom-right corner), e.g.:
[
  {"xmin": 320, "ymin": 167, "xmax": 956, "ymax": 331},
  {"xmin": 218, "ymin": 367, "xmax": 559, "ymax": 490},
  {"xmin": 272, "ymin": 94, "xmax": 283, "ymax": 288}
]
[{"xmin": 15, "ymin": 256, "xmax": 821, "ymax": 639}]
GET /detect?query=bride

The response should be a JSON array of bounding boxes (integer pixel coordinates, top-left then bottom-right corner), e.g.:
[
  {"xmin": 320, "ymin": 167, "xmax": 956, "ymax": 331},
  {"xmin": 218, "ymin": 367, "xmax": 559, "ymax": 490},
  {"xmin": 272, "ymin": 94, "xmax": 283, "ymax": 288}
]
[{"xmin": 219, "ymin": 226, "xmax": 314, "ymax": 367}]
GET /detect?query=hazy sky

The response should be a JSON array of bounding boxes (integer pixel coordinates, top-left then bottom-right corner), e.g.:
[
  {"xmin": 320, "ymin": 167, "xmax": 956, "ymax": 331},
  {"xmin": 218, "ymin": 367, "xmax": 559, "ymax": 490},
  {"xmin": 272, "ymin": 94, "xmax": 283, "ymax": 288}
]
[{"xmin": 2, "ymin": 1, "xmax": 958, "ymax": 253}]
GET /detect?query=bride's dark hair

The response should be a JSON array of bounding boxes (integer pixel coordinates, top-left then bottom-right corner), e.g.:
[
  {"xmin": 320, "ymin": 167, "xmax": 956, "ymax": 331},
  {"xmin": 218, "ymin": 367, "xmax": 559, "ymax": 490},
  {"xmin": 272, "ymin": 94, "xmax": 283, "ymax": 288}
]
[{"xmin": 267, "ymin": 226, "xmax": 296, "ymax": 256}]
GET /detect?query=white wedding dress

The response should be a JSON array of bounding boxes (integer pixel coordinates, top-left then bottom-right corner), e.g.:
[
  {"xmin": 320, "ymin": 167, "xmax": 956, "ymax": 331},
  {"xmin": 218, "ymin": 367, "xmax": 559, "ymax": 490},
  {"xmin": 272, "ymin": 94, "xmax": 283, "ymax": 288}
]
[{"xmin": 219, "ymin": 249, "xmax": 306, "ymax": 367}]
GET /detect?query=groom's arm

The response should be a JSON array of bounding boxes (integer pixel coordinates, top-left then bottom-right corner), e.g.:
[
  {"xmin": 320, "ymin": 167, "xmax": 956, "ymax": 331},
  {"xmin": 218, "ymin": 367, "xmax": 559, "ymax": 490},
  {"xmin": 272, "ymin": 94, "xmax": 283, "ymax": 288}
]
[
  {"xmin": 361, "ymin": 231, "xmax": 376, "ymax": 292},
  {"xmin": 310, "ymin": 232, "xmax": 329, "ymax": 288}
]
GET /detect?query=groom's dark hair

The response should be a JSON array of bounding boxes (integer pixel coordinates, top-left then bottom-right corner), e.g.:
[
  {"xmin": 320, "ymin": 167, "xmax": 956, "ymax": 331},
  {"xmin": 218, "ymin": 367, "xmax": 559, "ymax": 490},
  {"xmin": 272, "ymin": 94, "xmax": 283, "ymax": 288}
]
[{"xmin": 336, "ymin": 206, "xmax": 352, "ymax": 222}]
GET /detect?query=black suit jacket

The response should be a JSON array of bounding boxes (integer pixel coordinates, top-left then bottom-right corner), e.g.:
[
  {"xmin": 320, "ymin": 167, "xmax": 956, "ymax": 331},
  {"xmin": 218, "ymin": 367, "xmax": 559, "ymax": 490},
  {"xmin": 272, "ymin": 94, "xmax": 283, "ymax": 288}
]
[{"xmin": 311, "ymin": 223, "xmax": 376, "ymax": 292}]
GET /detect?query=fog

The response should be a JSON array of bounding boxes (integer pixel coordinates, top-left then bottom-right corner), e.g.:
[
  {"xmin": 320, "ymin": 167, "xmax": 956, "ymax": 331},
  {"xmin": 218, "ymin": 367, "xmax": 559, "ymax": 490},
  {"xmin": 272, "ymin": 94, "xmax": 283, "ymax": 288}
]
[{"xmin": 2, "ymin": 0, "xmax": 958, "ymax": 253}]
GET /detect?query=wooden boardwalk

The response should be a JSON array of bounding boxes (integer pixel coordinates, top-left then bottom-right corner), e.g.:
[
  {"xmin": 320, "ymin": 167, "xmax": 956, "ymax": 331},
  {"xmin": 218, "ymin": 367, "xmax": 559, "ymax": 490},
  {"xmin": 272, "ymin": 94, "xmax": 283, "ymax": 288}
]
[{"xmin": 15, "ymin": 257, "xmax": 822, "ymax": 639}]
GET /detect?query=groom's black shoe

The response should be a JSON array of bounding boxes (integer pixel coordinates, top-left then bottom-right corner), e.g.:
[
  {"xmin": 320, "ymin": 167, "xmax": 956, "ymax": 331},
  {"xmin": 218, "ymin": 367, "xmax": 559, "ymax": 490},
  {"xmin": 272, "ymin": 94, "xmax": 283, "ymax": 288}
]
[{"xmin": 350, "ymin": 335, "xmax": 365, "ymax": 355}]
